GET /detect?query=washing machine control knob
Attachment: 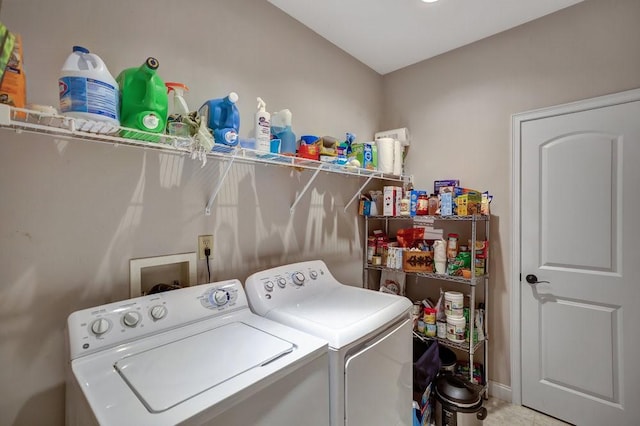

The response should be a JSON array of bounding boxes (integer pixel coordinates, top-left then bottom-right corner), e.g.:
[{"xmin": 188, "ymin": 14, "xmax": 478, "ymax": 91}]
[
  {"xmin": 150, "ymin": 305, "xmax": 167, "ymax": 321},
  {"xmin": 277, "ymin": 277, "xmax": 287, "ymax": 288},
  {"xmin": 292, "ymin": 272, "xmax": 305, "ymax": 286},
  {"xmin": 90, "ymin": 318, "xmax": 111, "ymax": 336},
  {"xmin": 122, "ymin": 311, "xmax": 141, "ymax": 328},
  {"xmin": 213, "ymin": 289, "xmax": 229, "ymax": 306},
  {"xmin": 310, "ymin": 270, "xmax": 318, "ymax": 280},
  {"xmin": 264, "ymin": 281, "xmax": 274, "ymax": 292}
]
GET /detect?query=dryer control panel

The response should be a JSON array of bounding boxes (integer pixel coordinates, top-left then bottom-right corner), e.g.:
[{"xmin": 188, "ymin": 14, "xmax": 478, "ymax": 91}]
[
  {"xmin": 67, "ymin": 280, "xmax": 247, "ymax": 359},
  {"xmin": 244, "ymin": 260, "xmax": 342, "ymax": 316}
]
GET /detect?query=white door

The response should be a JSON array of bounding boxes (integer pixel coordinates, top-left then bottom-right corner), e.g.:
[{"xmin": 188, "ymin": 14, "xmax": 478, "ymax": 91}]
[{"xmin": 519, "ymin": 94, "xmax": 640, "ymax": 425}]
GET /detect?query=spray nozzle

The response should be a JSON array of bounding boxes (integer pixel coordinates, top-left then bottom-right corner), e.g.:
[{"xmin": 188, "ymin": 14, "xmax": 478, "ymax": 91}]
[
  {"xmin": 257, "ymin": 97, "xmax": 266, "ymax": 112},
  {"xmin": 165, "ymin": 82, "xmax": 189, "ymax": 96}
]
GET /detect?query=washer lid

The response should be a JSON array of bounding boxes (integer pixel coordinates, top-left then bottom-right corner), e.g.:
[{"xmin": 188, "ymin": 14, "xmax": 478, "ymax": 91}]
[
  {"xmin": 268, "ymin": 286, "xmax": 411, "ymax": 348},
  {"xmin": 114, "ymin": 322, "xmax": 294, "ymax": 413}
]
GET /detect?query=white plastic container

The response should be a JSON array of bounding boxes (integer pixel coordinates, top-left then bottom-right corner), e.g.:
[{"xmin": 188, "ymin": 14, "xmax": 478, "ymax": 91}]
[
  {"xmin": 446, "ymin": 315, "xmax": 466, "ymax": 342},
  {"xmin": 444, "ymin": 291, "xmax": 464, "ymax": 317},
  {"xmin": 59, "ymin": 46, "xmax": 119, "ymax": 126},
  {"xmin": 433, "ymin": 240, "xmax": 447, "ymax": 274},
  {"xmin": 255, "ymin": 97, "xmax": 271, "ymax": 152}
]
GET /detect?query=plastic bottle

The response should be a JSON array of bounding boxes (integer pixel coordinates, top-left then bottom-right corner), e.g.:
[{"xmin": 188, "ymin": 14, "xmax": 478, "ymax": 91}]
[
  {"xmin": 165, "ymin": 82, "xmax": 191, "ymax": 140},
  {"xmin": 447, "ymin": 233, "xmax": 459, "ymax": 259},
  {"xmin": 59, "ymin": 46, "xmax": 119, "ymax": 126},
  {"xmin": 255, "ymin": 97, "xmax": 271, "ymax": 152},
  {"xmin": 165, "ymin": 82, "xmax": 190, "ymax": 115},
  {"xmin": 116, "ymin": 57, "xmax": 168, "ymax": 140},
  {"xmin": 271, "ymin": 109, "xmax": 296, "ymax": 155},
  {"xmin": 199, "ymin": 92, "xmax": 240, "ymax": 146},
  {"xmin": 433, "ymin": 239, "xmax": 446, "ymax": 274}
]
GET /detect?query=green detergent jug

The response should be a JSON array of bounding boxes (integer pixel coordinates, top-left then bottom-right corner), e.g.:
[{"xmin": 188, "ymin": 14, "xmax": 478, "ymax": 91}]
[{"xmin": 117, "ymin": 57, "xmax": 168, "ymax": 142}]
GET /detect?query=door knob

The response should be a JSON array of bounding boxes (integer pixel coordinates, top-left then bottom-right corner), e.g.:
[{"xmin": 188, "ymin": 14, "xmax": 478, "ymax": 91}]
[{"xmin": 526, "ymin": 274, "xmax": 550, "ymax": 285}]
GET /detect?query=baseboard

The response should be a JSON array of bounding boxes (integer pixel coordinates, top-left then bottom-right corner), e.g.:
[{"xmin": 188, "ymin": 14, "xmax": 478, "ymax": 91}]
[{"xmin": 488, "ymin": 381, "xmax": 512, "ymax": 402}]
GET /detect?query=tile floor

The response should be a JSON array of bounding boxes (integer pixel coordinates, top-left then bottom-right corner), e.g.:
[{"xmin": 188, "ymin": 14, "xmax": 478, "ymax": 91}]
[{"xmin": 484, "ymin": 398, "xmax": 571, "ymax": 425}]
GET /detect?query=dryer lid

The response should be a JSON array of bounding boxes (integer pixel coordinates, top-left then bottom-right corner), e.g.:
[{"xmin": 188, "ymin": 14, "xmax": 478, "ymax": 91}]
[{"xmin": 114, "ymin": 321, "xmax": 294, "ymax": 413}]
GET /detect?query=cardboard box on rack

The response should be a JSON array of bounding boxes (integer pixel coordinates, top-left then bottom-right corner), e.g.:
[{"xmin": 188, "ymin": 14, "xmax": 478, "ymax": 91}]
[
  {"xmin": 440, "ymin": 192, "xmax": 453, "ymax": 216},
  {"xmin": 383, "ymin": 186, "xmax": 402, "ymax": 216},
  {"xmin": 434, "ymin": 179, "xmax": 459, "ymax": 195},
  {"xmin": 454, "ymin": 187, "xmax": 482, "ymax": 216},
  {"xmin": 352, "ymin": 142, "xmax": 378, "ymax": 170},
  {"xmin": 402, "ymin": 250, "xmax": 434, "ymax": 273}
]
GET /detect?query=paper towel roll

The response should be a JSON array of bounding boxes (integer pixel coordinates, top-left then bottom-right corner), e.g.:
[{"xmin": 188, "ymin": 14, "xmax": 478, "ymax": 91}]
[
  {"xmin": 376, "ymin": 137, "xmax": 395, "ymax": 174},
  {"xmin": 393, "ymin": 139, "xmax": 402, "ymax": 175}
]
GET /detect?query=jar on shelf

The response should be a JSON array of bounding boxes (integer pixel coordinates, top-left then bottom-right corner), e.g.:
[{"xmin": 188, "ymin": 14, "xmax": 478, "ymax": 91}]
[
  {"xmin": 416, "ymin": 193, "xmax": 429, "ymax": 215},
  {"xmin": 428, "ymin": 194, "xmax": 439, "ymax": 215},
  {"xmin": 447, "ymin": 233, "xmax": 459, "ymax": 259}
]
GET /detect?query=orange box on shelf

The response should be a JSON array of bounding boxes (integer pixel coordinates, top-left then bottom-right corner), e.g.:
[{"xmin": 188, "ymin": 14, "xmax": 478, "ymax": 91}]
[{"xmin": 402, "ymin": 250, "xmax": 434, "ymax": 273}]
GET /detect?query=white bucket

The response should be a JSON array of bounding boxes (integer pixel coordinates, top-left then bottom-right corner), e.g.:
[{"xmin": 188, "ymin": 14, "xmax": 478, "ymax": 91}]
[
  {"xmin": 446, "ymin": 315, "xmax": 466, "ymax": 342},
  {"xmin": 59, "ymin": 46, "xmax": 119, "ymax": 126},
  {"xmin": 444, "ymin": 291, "xmax": 464, "ymax": 317}
]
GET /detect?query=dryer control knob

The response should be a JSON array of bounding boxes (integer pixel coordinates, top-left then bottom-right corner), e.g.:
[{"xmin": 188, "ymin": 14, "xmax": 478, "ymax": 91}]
[
  {"xmin": 213, "ymin": 289, "xmax": 229, "ymax": 306},
  {"xmin": 310, "ymin": 270, "xmax": 318, "ymax": 280},
  {"xmin": 90, "ymin": 318, "xmax": 110, "ymax": 336},
  {"xmin": 150, "ymin": 305, "xmax": 167, "ymax": 320},
  {"xmin": 123, "ymin": 311, "xmax": 141, "ymax": 328},
  {"xmin": 277, "ymin": 277, "xmax": 287, "ymax": 288},
  {"xmin": 292, "ymin": 272, "xmax": 305, "ymax": 286},
  {"xmin": 264, "ymin": 281, "xmax": 274, "ymax": 292}
]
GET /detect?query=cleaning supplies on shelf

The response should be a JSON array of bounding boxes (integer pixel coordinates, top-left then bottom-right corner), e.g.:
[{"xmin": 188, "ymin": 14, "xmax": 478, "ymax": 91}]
[
  {"xmin": 199, "ymin": 92, "xmax": 240, "ymax": 146},
  {"xmin": 166, "ymin": 82, "xmax": 190, "ymax": 116},
  {"xmin": 165, "ymin": 82, "xmax": 192, "ymax": 137},
  {"xmin": 59, "ymin": 46, "xmax": 119, "ymax": 128},
  {"xmin": 271, "ymin": 109, "xmax": 296, "ymax": 155},
  {"xmin": 0, "ymin": 32, "xmax": 25, "ymax": 112},
  {"xmin": 255, "ymin": 97, "xmax": 271, "ymax": 152},
  {"xmin": 116, "ymin": 57, "xmax": 168, "ymax": 141}
]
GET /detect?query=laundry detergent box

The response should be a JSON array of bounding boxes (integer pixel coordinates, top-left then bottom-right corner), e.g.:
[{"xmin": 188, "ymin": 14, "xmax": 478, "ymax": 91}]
[
  {"xmin": 454, "ymin": 187, "xmax": 482, "ymax": 216},
  {"xmin": 352, "ymin": 142, "xmax": 378, "ymax": 170},
  {"xmin": 383, "ymin": 186, "xmax": 402, "ymax": 216}
]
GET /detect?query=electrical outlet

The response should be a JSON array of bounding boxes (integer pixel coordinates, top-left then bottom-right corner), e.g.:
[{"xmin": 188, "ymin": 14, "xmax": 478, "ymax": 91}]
[{"xmin": 198, "ymin": 235, "xmax": 213, "ymax": 260}]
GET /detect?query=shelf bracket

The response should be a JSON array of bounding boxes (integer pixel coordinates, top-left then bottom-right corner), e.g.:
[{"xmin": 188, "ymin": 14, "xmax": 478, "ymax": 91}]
[
  {"xmin": 344, "ymin": 175, "xmax": 373, "ymax": 212},
  {"xmin": 290, "ymin": 164, "xmax": 324, "ymax": 214},
  {"xmin": 205, "ymin": 155, "xmax": 236, "ymax": 215}
]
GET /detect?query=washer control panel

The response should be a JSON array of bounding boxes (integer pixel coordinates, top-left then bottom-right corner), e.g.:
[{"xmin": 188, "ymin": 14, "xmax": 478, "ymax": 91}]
[
  {"xmin": 245, "ymin": 260, "xmax": 341, "ymax": 316},
  {"xmin": 67, "ymin": 279, "xmax": 247, "ymax": 359}
]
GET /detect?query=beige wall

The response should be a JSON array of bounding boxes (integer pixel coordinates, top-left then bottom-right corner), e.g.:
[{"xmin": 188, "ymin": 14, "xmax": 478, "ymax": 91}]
[
  {"xmin": 3, "ymin": 0, "xmax": 640, "ymax": 423},
  {"xmin": 0, "ymin": 1, "xmax": 382, "ymax": 424},
  {"xmin": 382, "ymin": 0, "xmax": 640, "ymax": 388}
]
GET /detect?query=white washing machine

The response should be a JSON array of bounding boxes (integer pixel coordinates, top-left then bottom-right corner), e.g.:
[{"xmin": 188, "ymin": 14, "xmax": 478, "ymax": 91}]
[
  {"xmin": 244, "ymin": 260, "xmax": 413, "ymax": 426},
  {"xmin": 66, "ymin": 279, "xmax": 330, "ymax": 426}
]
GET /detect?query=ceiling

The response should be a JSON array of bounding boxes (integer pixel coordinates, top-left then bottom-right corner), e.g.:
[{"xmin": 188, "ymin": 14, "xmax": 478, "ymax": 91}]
[{"xmin": 267, "ymin": 0, "xmax": 584, "ymax": 75}]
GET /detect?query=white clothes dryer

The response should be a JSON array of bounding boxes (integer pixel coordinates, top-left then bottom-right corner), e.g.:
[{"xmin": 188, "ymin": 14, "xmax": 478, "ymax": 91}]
[
  {"xmin": 245, "ymin": 260, "xmax": 413, "ymax": 426},
  {"xmin": 66, "ymin": 279, "xmax": 330, "ymax": 426}
]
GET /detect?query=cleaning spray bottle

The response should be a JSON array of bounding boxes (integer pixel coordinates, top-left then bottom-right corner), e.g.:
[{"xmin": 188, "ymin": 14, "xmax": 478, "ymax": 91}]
[
  {"xmin": 271, "ymin": 109, "xmax": 296, "ymax": 155},
  {"xmin": 255, "ymin": 97, "xmax": 271, "ymax": 153},
  {"xmin": 165, "ymin": 82, "xmax": 191, "ymax": 139}
]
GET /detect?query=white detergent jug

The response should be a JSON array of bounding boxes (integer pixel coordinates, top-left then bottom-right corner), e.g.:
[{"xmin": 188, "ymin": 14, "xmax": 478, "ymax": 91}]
[{"xmin": 59, "ymin": 46, "xmax": 119, "ymax": 126}]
